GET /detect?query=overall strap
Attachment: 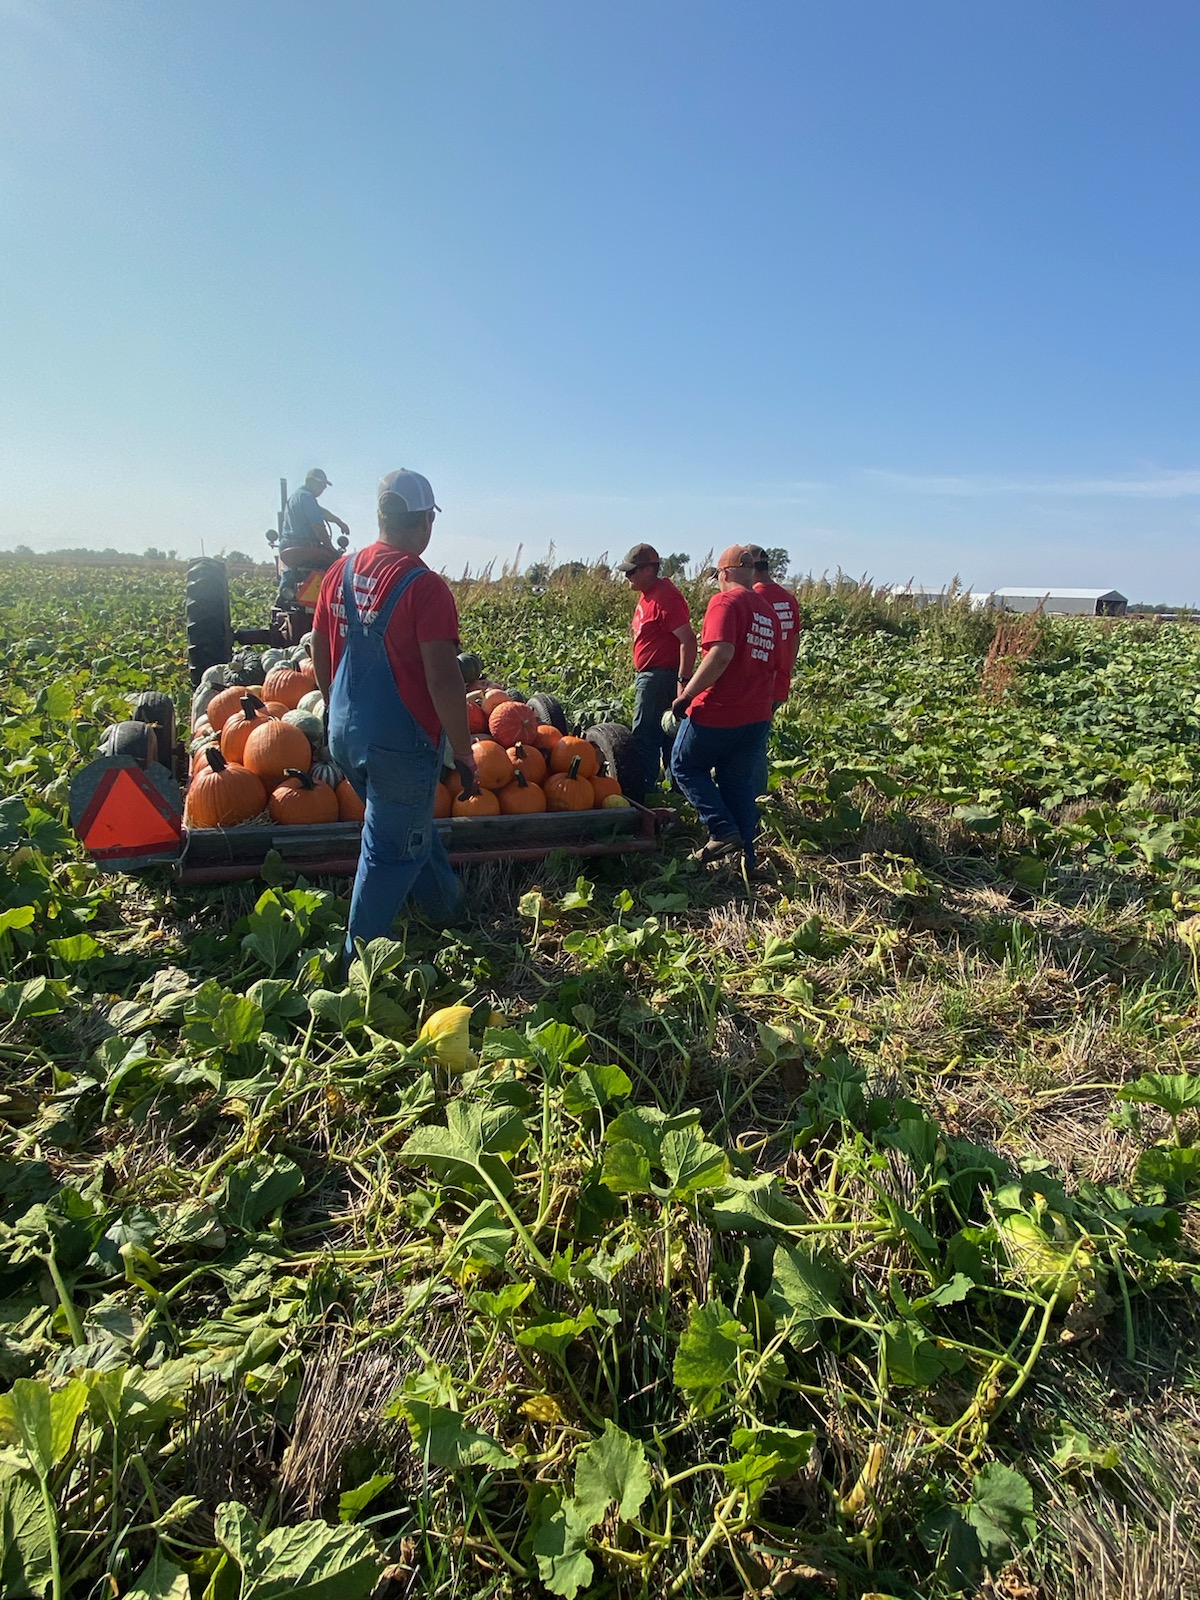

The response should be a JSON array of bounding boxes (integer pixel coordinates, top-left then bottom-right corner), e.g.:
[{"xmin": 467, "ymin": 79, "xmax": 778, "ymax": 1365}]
[
  {"xmin": 341, "ymin": 554, "xmax": 429, "ymax": 635},
  {"xmin": 372, "ymin": 562, "xmax": 428, "ymax": 631}
]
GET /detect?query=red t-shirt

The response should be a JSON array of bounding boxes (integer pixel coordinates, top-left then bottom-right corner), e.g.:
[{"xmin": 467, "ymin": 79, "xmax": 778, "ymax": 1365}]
[
  {"xmin": 632, "ymin": 577, "xmax": 692, "ymax": 672},
  {"xmin": 754, "ymin": 579, "xmax": 801, "ymax": 702},
  {"xmin": 312, "ymin": 544, "xmax": 460, "ymax": 744},
  {"xmin": 689, "ymin": 587, "xmax": 777, "ymax": 727}
]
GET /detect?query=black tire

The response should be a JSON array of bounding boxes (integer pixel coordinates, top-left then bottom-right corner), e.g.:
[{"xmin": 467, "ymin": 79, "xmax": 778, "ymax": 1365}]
[
  {"xmin": 584, "ymin": 722, "xmax": 640, "ymax": 798},
  {"xmin": 529, "ymin": 692, "xmax": 569, "ymax": 734},
  {"xmin": 186, "ymin": 559, "xmax": 233, "ymax": 687},
  {"xmin": 100, "ymin": 721, "xmax": 158, "ymax": 769},
  {"xmin": 131, "ymin": 692, "xmax": 182, "ymax": 781}
]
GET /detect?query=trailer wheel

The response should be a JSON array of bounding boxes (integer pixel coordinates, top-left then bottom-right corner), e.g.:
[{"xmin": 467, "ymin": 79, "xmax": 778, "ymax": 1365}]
[
  {"xmin": 528, "ymin": 693, "xmax": 569, "ymax": 734},
  {"xmin": 100, "ymin": 720, "xmax": 159, "ymax": 769},
  {"xmin": 186, "ymin": 559, "xmax": 233, "ymax": 687},
  {"xmin": 584, "ymin": 722, "xmax": 640, "ymax": 797},
  {"xmin": 130, "ymin": 692, "xmax": 180, "ymax": 780}
]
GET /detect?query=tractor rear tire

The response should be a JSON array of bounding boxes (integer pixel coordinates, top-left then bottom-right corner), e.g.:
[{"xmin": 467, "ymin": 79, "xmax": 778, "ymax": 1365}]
[
  {"xmin": 528, "ymin": 693, "xmax": 569, "ymax": 734},
  {"xmin": 186, "ymin": 559, "xmax": 233, "ymax": 687},
  {"xmin": 583, "ymin": 722, "xmax": 640, "ymax": 798}
]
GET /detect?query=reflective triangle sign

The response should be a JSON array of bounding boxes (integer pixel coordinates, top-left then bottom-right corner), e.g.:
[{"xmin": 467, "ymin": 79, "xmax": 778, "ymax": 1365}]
[{"xmin": 70, "ymin": 757, "xmax": 182, "ymax": 870}]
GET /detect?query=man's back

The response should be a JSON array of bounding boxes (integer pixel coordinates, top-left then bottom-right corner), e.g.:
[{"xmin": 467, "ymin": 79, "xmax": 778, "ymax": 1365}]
[{"xmin": 283, "ymin": 487, "xmax": 329, "ymax": 546}]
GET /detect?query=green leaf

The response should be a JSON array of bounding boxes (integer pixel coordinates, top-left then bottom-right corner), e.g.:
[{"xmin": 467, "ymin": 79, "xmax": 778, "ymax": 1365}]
[
  {"xmin": 0, "ymin": 906, "xmax": 35, "ymax": 939},
  {"xmin": 724, "ymin": 1425, "xmax": 816, "ymax": 1504},
  {"xmin": 517, "ymin": 1307, "xmax": 599, "ymax": 1360},
  {"xmin": 126, "ymin": 1545, "xmax": 191, "ymax": 1598},
  {"xmin": 532, "ymin": 1494, "xmax": 594, "ymax": 1600},
  {"xmin": 401, "ymin": 1100, "xmax": 526, "ymax": 1199},
  {"xmin": 573, "ymin": 1420, "xmax": 651, "ymax": 1526},
  {"xmin": 562, "ymin": 1062, "xmax": 632, "ymax": 1115},
  {"xmin": 599, "ymin": 1139, "xmax": 652, "ymax": 1194},
  {"xmin": 673, "ymin": 1301, "xmax": 750, "ymax": 1415},
  {"xmin": 452, "ymin": 1201, "xmax": 513, "ymax": 1268},
  {"xmin": 401, "ymin": 1402, "xmax": 510, "ymax": 1470},
  {"xmin": 0, "ymin": 1376, "xmax": 87, "ymax": 1477},
  {"xmin": 337, "ymin": 1473, "xmax": 394, "ymax": 1523},
  {"xmin": 763, "ymin": 1242, "xmax": 841, "ymax": 1349},
  {"xmin": 222, "ymin": 1156, "xmax": 304, "ymax": 1232},
  {"xmin": 1134, "ymin": 1144, "xmax": 1200, "ymax": 1201},
  {"xmin": 1118, "ymin": 1072, "xmax": 1200, "ymax": 1119},
  {"xmin": 658, "ymin": 1125, "xmax": 727, "ymax": 1197},
  {"xmin": 307, "ymin": 988, "xmax": 366, "ymax": 1032},
  {"xmin": 212, "ymin": 1498, "xmax": 384, "ymax": 1598},
  {"xmin": 0, "ymin": 978, "xmax": 67, "ymax": 1020},
  {"xmin": 953, "ymin": 804, "xmax": 1003, "ymax": 831},
  {"xmin": 882, "ymin": 1320, "xmax": 964, "ymax": 1388},
  {"xmin": 0, "ymin": 1473, "xmax": 53, "ymax": 1598},
  {"xmin": 966, "ymin": 1463, "xmax": 1036, "ymax": 1565},
  {"xmin": 46, "ymin": 933, "xmax": 104, "ymax": 965}
]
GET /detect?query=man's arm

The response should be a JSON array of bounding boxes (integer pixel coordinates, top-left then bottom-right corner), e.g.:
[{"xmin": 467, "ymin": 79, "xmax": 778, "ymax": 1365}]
[
  {"xmin": 673, "ymin": 622, "xmax": 698, "ymax": 684},
  {"xmin": 322, "ymin": 510, "xmax": 350, "ymax": 537},
  {"xmin": 673, "ymin": 640, "xmax": 734, "ymax": 717},
  {"xmin": 311, "ymin": 630, "xmax": 333, "ymax": 699},
  {"xmin": 420, "ymin": 638, "xmax": 477, "ymax": 790}
]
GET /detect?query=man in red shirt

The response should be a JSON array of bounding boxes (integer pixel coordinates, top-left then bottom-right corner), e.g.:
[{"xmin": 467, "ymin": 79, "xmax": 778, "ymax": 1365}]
[
  {"xmin": 618, "ymin": 542, "xmax": 697, "ymax": 802},
  {"xmin": 670, "ymin": 546, "xmax": 777, "ymax": 869},
  {"xmin": 745, "ymin": 545, "xmax": 802, "ymax": 796},
  {"xmin": 311, "ymin": 469, "xmax": 477, "ymax": 965}
]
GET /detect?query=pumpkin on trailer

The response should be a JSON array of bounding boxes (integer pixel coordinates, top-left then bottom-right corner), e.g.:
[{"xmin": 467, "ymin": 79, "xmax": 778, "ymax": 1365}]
[
  {"xmin": 190, "ymin": 735, "xmax": 221, "ymax": 774},
  {"xmin": 220, "ymin": 696, "xmax": 275, "ymax": 764},
  {"xmin": 545, "ymin": 756, "xmax": 594, "ymax": 812},
  {"xmin": 549, "ymin": 736, "xmax": 599, "ymax": 781},
  {"xmin": 467, "ymin": 699, "xmax": 489, "ymax": 736},
  {"xmin": 499, "ymin": 770, "xmax": 546, "ymax": 814},
  {"xmin": 506, "ymin": 740, "xmax": 547, "ymax": 785},
  {"xmin": 453, "ymin": 786, "xmax": 500, "ymax": 817},
  {"xmin": 204, "ymin": 684, "xmax": 249, "ymax": 733},
  {"xmin": 185, "ymin": 748, "xmax": 266, "ymax": 828},
  {"xmin": 442, "ymin": 765, "xmax": 463, "ymax": 801},
  {"xmin": 488, "ymin": 699, "xmax": 538, "ymax": 747},
  {"xmin": 433, "ymin": 782, "xmax": 453, "ymax": 819},
  {"xmin": 534, "ymin": 724, "xmax": 563, "ymax": 755},
  {"xmin": 282, "ymin": 708, "xmax": 324, "ymax": 749},
  {"xmin": 471, "ymin": 738, "xmax": 514, "ymax": 791},
  {"xmin": 591, "ymin": 769, "xmax": 623, "ymax": 804},
  {"xmin": 336, "ymin": 779, "xmax": 365, "ymax": 823},
  {"xmin": 261, "ymin": 666, "xmax": 309, "ymax": 710},
  {"xmin": 242, "ymin": 717, "xmax": 313, "ymax": 785},
  {"xmin": 481, "ymin": 687, "xmax": 510, "ymax": 717},
  {"xmin": 269, "ymin": 768, "xmax": 339, "ymax": 825}
]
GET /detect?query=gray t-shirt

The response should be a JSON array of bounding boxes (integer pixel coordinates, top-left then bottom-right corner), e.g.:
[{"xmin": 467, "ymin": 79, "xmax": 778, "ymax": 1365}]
[{"xmin": 282, "ymin": 487, "xmax": 330, "ymax": 544}]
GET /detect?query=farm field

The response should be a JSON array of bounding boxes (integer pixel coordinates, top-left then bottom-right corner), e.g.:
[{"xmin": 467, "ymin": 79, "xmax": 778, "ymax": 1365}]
[{"xmin": 3, "ymin": 559, "xmax": 1200, "ymax": 1599}]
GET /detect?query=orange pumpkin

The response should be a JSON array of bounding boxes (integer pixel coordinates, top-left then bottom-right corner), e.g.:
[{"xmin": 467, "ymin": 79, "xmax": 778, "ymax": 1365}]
[
  {"xmin": 453, "ymin": 786, "xmax": 500, "ymax": 817},
  {"xmin": 264, "ymin": 701, "xmax": 291, "ymax": 718},
  {"xmin": 442, "ymin": 765, "xmax": 463, "ymax": 800},
  {"xmin": 545, "ymin": 756, "xmax": 594, "ymax": 812},
  {"xmin": 472, "ymin": 738, "xmax": 514, "ymax": 791},
  {"xmin": 261, "ymin": 666, "xmax": 309, "ymax": 710},
  {"xmin": 220, "ymin": 695, "xmax": 275, "ymax": 764},
  {"xmin": 269, "ymin": 768, "xmax": 339, "ymax": 825},
  {"xmin": 335, "ymin": 778, "xmax": 365, "ymax": 822},
  {"xmin": 185, "ymin": 748, "xmax": 266, "ymax": 828},
  {"xmin": 190, "ymin": 735, "xmax": 221, "ymax": 774},
  {"xmin": 433, "ymin": 782, "xmax": 453, "ymax": 818},
  {"xmin": 549, "ymin": 736, "xmax": 598, "ymax": 782},
  {"xmin": 506, "ymin": 740, "xmax": 547, "ymax": 786},
  {"xmin": 242, "ymin": 718, "xmax": 313, "ymax": 785},
  {"xmin": 488, "ymin": 699, "xmax": 538, "ymax": 747},
  {"xmin": 481, "ymin": 687, "xmax": 510, "ymax": 717},
  {"xmin": 204, "ymin": 685, "xmax": 248, "ymax": 733},
  {"xmin": 591, "ymin": 772, "xmax": 623, "ymax": 805},
  {"xmin": 535, "ymin": 725, "xmax": 564, "ymax": 753},
  {"xmin": 467, "ymin": 700, "xmax": 489, "ymax": 736},
  {"xmin": 296, "ymin": 660, "xmax": 318, "ymax": 686},
  {"xmin": 499, "ymin": 770, "xmax": 547, "ymax": 814}
]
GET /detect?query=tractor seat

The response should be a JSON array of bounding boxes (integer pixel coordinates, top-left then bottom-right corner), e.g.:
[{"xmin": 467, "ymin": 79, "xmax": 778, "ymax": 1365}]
[{"xmin": 278, "ymin": 542, "xmax": 341, "ymax": 572}]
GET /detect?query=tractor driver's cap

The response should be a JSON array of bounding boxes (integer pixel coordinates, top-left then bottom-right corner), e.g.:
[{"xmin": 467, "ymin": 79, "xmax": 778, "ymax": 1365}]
[
  {"xmin": 707, "ymin": 544, "xmax": 754, "ymax": 577},
  {"xmin": 617, "ymin": 543, "xmax": 660, "ymax": 574},
  {"xmin": 743, "ymin": 544, "xmax": 771, "ymax": 571},
  {"xmin": 378, "ymin": 468, "xmax": 440, "ymax": 514},
  {"xmin": 305, "ymin": 468, "xmax": 331, "ymax": 488}
]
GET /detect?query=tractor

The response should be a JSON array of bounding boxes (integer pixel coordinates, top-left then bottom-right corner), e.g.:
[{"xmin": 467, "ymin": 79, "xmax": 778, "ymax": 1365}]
[{"xmin": 184, "ymin": 477, "xmax": 349, "ymax": 687}]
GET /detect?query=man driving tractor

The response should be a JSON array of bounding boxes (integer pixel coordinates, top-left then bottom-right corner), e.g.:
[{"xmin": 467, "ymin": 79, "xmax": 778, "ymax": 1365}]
[{"xmin": 277, "ymin": 469, "xmax": 350, "ymax": 603}]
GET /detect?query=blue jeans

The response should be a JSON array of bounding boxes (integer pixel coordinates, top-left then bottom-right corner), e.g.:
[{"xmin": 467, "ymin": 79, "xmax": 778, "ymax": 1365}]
[
  {"xmin": 328, "ymin": 561, "xmax": 460, "ymax": 964},
  {"xmin": 671, "ymin": 717, "xmax": 771, "ymax": 866},
  {"xmin": 631, "ymin": 667, "xmax": 678, "ymax": 801}
]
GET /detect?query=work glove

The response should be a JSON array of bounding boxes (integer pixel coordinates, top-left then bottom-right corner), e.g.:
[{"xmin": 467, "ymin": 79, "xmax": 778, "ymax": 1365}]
[
  {"xmin": 671, "ymin": 695, "xmax": 691, "ymax": 720},
  {"xmin": 454, "ymin": 758, "xmax": 479, "ymax": 800}
]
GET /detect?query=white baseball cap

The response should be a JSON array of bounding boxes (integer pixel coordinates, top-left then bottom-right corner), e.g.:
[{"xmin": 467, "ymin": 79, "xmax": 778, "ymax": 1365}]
[{"xmin": 378, "ymin": 468, "xmax": 440, "ymax": 513}]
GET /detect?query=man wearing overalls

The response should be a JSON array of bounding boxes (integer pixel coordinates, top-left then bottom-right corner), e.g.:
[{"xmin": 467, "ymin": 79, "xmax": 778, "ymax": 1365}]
[{"xmin": 311, "ymin": 470, "xmax": 477, "ymax": 966}]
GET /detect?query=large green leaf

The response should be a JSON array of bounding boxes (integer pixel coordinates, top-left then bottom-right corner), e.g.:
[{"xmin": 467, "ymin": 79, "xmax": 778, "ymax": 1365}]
[
  {"xmin": 532, "ymin": 1494, "xmax": 594, "ymax": 1600},
  {"xmin": 211, "ymin": 1501, "xmax": 383, "ymax": 1600},
  {"xmin": 222, "ymin": 1157, "xmax": 304, "ymax": 1233},
  {"xmin": 401, "ymin": 1402, "xmax": 510, "ymax": 1470},
  {"xmin": 0, "ymin": 1377, "xmax": 88, "ymax": 1477},
  {"xmin": 126, "ymin": 1545, "xmax": 191, "ymax": 1599},
  {"xmin": 572, "ymin": 1421, "xmax": 651, "ymax": 1526},
  {"xmin": 1117, "ymin": 1072, "xmax": 1200, "ymax": 1119},
  {"xmin": 673, "ymin": 1301, "xmax": 751, "ymax": 1415},
  {"xmin": 0, "ymin": 1473, "xmax": 53, "ymax": 1598},
  {"xmin": 763, "ymin": 1242, "xmax": 841, "ymax": 1348},
  {"xmin": 965, "ymin": 1463, "xmax": 1036, "ymax": 1564}
]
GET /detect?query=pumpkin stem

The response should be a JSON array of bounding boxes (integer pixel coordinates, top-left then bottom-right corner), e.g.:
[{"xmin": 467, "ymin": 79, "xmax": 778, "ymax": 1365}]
[
  {"xmin": 240, "ymin": 694, "xmax": 266, "ymax": 717},
  {"xmin": 284, "ymin": 767, "xmax": 316, "ymax": 789},
  {"xmin": 514, "ymin": 770, "xmax": 529, "ymax": 788},
  {"xmin": 567, "ymin": 756, "xmax": 582, "ymax": 781},
  {"xmin": 203, "ymin": 747, "xmax": 229, "ymax": 772}
]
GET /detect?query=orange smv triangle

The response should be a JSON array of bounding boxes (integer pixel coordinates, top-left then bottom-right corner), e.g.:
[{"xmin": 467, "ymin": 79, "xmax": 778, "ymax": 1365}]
[
  {"xmin": 297, "ymin": 571, "xmax": 324, "ymax": 606},
  {"xmin": 82, "ymin": 769, "xmax": 180, "ymax": 854}
]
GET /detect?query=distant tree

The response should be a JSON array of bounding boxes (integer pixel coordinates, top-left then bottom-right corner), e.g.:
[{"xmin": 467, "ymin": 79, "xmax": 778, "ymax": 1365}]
[
  {"xmin": 660, "ymin": 552, "xmax": 690, "ymax": 579},
  {"xmin": 551, "ymin": 561, "xmax": 588, "ymax": 582},
  {"xmin": 762, "ymin": 547, "xmax": 791, "ymax": 582},
  {"xmin": 525, "ymin": 561, "xmax": 549, "ymax": 587},
  {"xmin": 143, "ymin": 547, "xmax": 166, "ymax": 562},
  {"xmin": 225, "ymin": 550, "xmax": 253, "ymax": 564},
  {"xmin": 13, "ymin": 543, "xmax": 32, "ymax": 556}
]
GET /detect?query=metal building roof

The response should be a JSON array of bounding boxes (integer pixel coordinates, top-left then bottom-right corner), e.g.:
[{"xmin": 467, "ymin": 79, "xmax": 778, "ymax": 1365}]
[{"xmin": 991, "ymin": 587, "xmax": 1126, "ymax": 602}]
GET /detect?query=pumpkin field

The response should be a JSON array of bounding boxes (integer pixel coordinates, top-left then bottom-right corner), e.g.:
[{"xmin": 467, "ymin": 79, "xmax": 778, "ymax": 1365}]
[{"xmin": 4, "ymin": 557, "xmax": 1200, "ymax": 1600}]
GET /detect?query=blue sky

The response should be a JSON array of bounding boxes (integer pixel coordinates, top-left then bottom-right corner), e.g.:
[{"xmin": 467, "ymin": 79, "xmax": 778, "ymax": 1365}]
[{"xmin": 2, "ymin": 1, "xmax": 1198, "ymax": 599}]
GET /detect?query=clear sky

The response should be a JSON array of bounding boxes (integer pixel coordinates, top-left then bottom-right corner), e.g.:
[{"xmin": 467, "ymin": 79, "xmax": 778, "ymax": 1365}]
[{"xmin": 2, "ymin": 1, "xmax": 1197, "ymax": 600}]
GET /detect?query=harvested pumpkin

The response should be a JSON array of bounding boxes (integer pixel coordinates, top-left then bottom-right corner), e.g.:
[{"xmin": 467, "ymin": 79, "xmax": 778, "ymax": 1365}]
[
  {"xmin": 261, "ymin": 666, "xmax": 310, "ymax": 710},
  {"xmin": 185, "ymin": 747, "xmax": 266, "ymax": 828},
  {"xmin": 535, "ymin": 724, "xmax": 564, "ymax": 753},
  {"xmin": 453, "ymin": 786, "xmax": 500, "ymax": 817},
  {"xmin": 488, "ymin": 699, "xmax": 538, "ymax": 747},
  {"xmin": 220, "ymin": 695, "xmax": 275, "ymax": 764},
  {"xmin": 269, "ymin": 768, "xmax": 339, "ymax": 826},
  {"xmin": 204, "ymin": 684, "xmax": 249, "ymax": 733},
  {"xmin": 242, "ymin": 718, "xmax": 313, "ymax": 785},
  {"xmin": 549, "ymin": 736, "xmax": 599, "ymax": 781},
  {"xmin": 591, "ymin": 770, "xmax": 623, "ymax": 804},
  {"xmin": 472, "ymin": 738, "xmax": 515, "ymax": 791},
  {"xmin": 336, "ymin": 779, "xmax": 366, "ymax": 823},
  {"xmin": 498, "ymin": 770, "xmax": 547, "ymax": 814},
  {"xmin": 433, "ymin": 782, "xmax": 453, "ymax": 818},
  {"xmin": 545, "ymin": 756, "xmax": 594, "ymax": 812},
  {"xmin": 507, "ymin": 740, "xmax": 547, "ymax": 786}
]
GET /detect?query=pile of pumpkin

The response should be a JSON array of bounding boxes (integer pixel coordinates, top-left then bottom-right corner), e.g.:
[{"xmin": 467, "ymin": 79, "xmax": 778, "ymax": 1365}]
[
  {"xmin": 185, "ymin": 649, "xmax": 629, "ymax": 830},
  {"xmin": 440, "ymin": 687, "xmax": 628, "ymax": 818}
]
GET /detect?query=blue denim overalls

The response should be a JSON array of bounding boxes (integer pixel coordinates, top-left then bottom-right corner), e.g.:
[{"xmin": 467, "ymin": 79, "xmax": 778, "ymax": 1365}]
[{"xmin": 328, "ymin": 556, "xmax": 461, "ymax": 964}]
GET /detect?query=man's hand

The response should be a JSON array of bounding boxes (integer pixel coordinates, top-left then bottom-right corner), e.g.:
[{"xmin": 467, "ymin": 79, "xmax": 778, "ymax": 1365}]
[
  {"xmin": 454, "ymin": 755, "xmax": 479, "ymax": 800},
  {"xmin": 671, "ymin": 695, "xmax": 691, "ymax": 719}
]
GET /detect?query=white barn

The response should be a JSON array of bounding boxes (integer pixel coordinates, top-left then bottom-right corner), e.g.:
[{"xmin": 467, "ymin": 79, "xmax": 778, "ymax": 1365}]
[{"xmin": 981, "ymin": 587, "xmax": 1127, "ymax": 618}]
